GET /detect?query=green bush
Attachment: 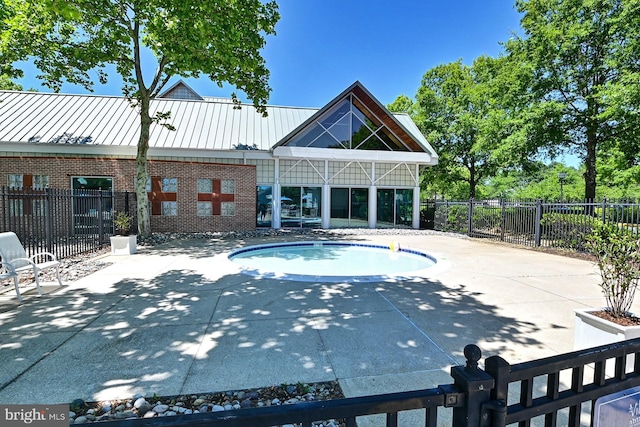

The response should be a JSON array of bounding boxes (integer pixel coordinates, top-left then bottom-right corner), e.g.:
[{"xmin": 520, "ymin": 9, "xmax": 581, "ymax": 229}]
[
  {"xmin": 586, "ymin": 222, "xmax": 640, "ymax": 318},
  {"xmin": 540, "ymin": 213, "xmax": 602, "ymax": 251},
  {"xmin": 435, "ymin": 204, "xmax": 468, "ymax": 233}
]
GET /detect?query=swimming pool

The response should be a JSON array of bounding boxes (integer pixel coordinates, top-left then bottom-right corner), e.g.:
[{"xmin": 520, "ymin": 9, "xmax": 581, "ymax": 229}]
[{"xmin": 227, "ymin": 241, "xmax": 440, "ymax": 282}]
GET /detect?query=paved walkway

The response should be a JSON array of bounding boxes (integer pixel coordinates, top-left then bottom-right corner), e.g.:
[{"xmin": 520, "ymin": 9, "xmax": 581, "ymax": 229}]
[{"xmin": 0, "ymin": 232, "xmax": 613, "ymax": 411}]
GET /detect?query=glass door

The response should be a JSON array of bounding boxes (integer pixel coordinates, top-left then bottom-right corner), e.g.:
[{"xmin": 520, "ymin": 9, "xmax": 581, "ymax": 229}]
[
  {"xmin": 350, "ymin": 188, "xmax": 368, "ymax": 227},
  {"xmin": 330, "ymin": 188, "xmax": 349, "ymax": 227},
  {"xmin": 256, "ymin": 186, "xmax": 272, "ymax": 227},
  {"xmin": 301, "ymin": 187, "xmax": 321, "ymax": 228},
  {"xmin": 282, "ymin": 186, "xmax": 322, "ymax": 228},
  {"xmin": 330, "ymin": 187, "xmax": 368, "ymax": 227},
  {"xmin": 71, "ymin": 176, "xmax": 114, "ymax": 236}
]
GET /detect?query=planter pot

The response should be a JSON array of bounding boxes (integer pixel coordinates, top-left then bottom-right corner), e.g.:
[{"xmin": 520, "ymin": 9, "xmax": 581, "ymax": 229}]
[
  {"xmin": 110, "ymin": 235, "xmax": 137, "ymax": 255},
  {"xmin": 574, "ymin": 308, "xmax": 640, "ymax": 374},
  {"xmin": 574, "ymin": 308, "xmax": 640, "ymax": 350}
]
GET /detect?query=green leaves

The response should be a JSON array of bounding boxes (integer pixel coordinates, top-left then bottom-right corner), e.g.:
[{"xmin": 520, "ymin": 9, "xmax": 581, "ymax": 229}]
[
  {"xmin": 413, "ymin": 57, "xmax": 516, "ymax": 199},
  {"xmin": 511, "ymin": 0, "xmax": 640, "ymax": 200},
  {"xmin": 586, "ymin": 222, "xmax": 640, "ymax": 318},
  {"xmin": 3, "ymin": 0, "xmax": 280, "ymax": 237}
]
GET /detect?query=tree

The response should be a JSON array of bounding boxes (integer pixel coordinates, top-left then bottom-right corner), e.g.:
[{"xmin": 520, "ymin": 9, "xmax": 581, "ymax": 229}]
[
  {"xmin": 0, "ymin": 74, "xmax": 21, "ymax": 90},
  {"xmin": 412, "ymin": 57, "xmax": 509, "ymax": 199},
  {"xmin": 510, "ymin": 0, "xmax": 640, "ymax": 200},
  {"xmin": 3, "ymin": 0, "xmax": 280, "ymax": 238},
  {"xmin": 387, "ymin": 94, "xmax": 415, "ymax": 116}
]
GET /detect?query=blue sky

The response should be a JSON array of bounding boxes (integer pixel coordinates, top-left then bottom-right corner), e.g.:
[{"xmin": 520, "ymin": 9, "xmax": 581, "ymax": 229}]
[{"xmin": 16, "ymin": 0, "xmax": 522, "ymax": 108}]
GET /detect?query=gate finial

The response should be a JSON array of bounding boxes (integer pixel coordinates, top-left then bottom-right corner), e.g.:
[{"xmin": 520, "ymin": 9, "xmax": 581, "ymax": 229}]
[{"xmin": 464, "ymin": 344, "xmax": 482, "ymax": 370}]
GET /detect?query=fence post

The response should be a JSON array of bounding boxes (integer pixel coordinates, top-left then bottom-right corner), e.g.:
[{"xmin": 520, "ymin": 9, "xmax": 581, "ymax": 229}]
[
  {"xmin": 45, "ymin": 187, "xmax": 53, "ymax": 253},
  {"xmin": 468, "ymin": 198, "xmax": 474, "ymax": 236},
  {"xmin": 535, "ymin": 199, "xmax": 542, "ymax": 247},
  {"xmin": 601, "ymin": 197, "xmax": 607, "ymax": 223},
  {"xmin": 500, "ymin": 199, "xmax": 506, "ymax": 241},
  {"xmin": 451, "ymin": 344, "xmax": 495, "ymax": 427},
  {"xmin": 484, "ymin": 356, "xmax": 510, "ymax": 427},
  {"xmin": 98, "ymin": 190, "xmax": 104, "ymax": 245}
]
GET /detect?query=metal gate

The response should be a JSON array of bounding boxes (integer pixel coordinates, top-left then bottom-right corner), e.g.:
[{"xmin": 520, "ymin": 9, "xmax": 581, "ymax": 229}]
[{"xmin": 94, "ymin": 339, "xmax": 640, "ymax": 427}]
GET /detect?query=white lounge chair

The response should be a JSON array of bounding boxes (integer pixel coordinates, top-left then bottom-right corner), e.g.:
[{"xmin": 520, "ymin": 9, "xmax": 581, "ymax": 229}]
[
  {"xmin": 0, "ymin": 231, "xmax": 63, "ymax": 302},
  {"xmin": 0, "ymin": 261, "xmax": 19, "ymax": 301}
]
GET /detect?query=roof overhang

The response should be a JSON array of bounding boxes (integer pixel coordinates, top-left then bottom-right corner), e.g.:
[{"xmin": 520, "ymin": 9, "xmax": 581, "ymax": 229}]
[{"xmin": 273, "ymin": 146, "xmax": 436, "ymax": 165}]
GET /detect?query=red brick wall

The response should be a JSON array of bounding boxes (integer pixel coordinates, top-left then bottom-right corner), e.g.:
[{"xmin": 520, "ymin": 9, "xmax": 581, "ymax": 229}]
[{"xmin": 0, "ymin": 156, "xmax": 257, "ymax": 232}]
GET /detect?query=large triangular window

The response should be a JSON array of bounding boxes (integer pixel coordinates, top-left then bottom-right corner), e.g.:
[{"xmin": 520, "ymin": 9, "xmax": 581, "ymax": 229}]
[{"xmin": 288, "ymin": 94, "xmax": 409, "ymax": 151}]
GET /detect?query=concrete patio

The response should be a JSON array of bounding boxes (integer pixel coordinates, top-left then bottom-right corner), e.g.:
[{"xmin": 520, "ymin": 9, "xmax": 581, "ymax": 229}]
[{"xmin": 0, "ymin": 231, "xmax": 615, "ymax": 419}]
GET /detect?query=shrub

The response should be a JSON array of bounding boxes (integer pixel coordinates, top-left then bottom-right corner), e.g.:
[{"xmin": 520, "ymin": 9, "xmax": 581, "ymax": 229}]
[
  {"xmin": 435, "ymin": 204, "xmax": 468, "ymax": 233},
  {"xmin": 586, "ymin": 223, "xmax": 640, "ymax": 318},
  {"xmin": 113, "ymin": 211, "xmax": 133, "ymax": 236},
  {"xmin": 540, "ymin": 213, "xmax": 601, "ymax": 251}
]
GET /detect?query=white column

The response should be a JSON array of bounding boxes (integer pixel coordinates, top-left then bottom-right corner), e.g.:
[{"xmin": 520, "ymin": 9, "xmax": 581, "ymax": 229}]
[
  {"xmin": 412, "ymin": 185, "xmax": 421, "ymax": 229},
  {"xmin": 322, "ymin": 184, "xmax": 330, "ymax": 229},
  {"xmin": 368, "ymin": 186, "xmax": 377, "ymax": 228},
  {"xmin": 368, "ymin": 162, "xmax": 376, "ymax": 228},
  {"xmin": 273, "ymin": 159, "xmax": 281, "ymax": 229}
]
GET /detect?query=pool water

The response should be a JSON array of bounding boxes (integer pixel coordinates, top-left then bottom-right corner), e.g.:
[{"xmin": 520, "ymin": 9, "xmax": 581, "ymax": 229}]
[{"xmin": 228, "ymin": 242, "xmax": 437, "ymax": 282}]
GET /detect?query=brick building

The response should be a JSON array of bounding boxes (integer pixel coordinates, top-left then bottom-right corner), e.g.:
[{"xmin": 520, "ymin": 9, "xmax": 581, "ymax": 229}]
[{"xmin": 0, "ymin": 81, "xmax": 438, "ymax": 233}]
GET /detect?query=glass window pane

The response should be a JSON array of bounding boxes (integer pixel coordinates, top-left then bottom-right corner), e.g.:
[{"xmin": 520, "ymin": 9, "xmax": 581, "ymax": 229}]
[
  {"xmin": 162, "ymin": 178, "xmax": 177, "ymax": 192},
  {"xmin": 198, "ymin": 179, "xmax": 212, "ymax": 193},
  {"xmin": 356, "ymin": 135, "xmax": 388, "ymax": 151},
  {"xmin": 351, "ymin": 188, "xmax": 368, "ymax": 223},
  {"xmin": 33, "ymin": 175, "xmax": 49, "ymax": 189},
  {"xmin": 221, "ymin": 180, "xmax": 235, "ymax": 194},
  {"xmin": 32, "ymin": 199, "xmax": 46, "ymax": 216},
  {"xmin": 351, "ymin": 98, "xmax": 382, "ymax": 129},
  {"xmin": 301, "ymin": 187, "xmax": 321, "ymax": 228},
  {"xmin": 396, "ymin": 189, "xmax": 413, "ymax": 226},
  {"xmin": 319, "ymin": 99, "xmax": 350, "ymax": 129},
  {"xmin": 378, "ymin": 128, "xmax": 408, "ymax": 151},
  {"xmin": 8, "ymin": 174, "xmax": 23, "ymax": 189},
  {"xmin": 309, "ymin": 133, "xmax": 344, "ymax": 149},
  {"xmin": 330, "ymin": 188, "xmax": 349, "ymax": 220},
  {"xmin": 257, "ymin": 186, "xmax": 272, "ymax": 227},
  {"xmin": 351, "ymin": 116, "xmax": 373, "ymax": 148},
  {"xmin": 9, "ymin": 200, "xmax": 23, "ymax": 215},
  {"xmin": 281, "ymin": 186, "xmax": 302, "ymax": 227},
  {"xmin": 72, "ymin": 177, "xmax": 113, "ymax": 190},
  {"xmin": 197, "ymin": 202, "xmax": 212, "ymax": 216},
  {"xmin": 377, "ymin": 189, "xmax": 395, "ymax": 226},
  {"xmin": 162, "ymin": 201, "xmax": 177, "ymax": 216},
  {"xmin": 327, "ymin": 114, "xmax": 351, "ymax": 146},
  {"xmin": 289, "ymin": 125, "xmax": 324, "ymax": 147},
  {"xmin": 221, "ymin": 202, "xmax": 236, "ymax": 216}
]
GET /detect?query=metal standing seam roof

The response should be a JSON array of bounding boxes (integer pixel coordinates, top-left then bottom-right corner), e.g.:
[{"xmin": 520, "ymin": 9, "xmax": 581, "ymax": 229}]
[{"xmin": 0, "ymin": 90, "xmax": 434, "ymax": 157}]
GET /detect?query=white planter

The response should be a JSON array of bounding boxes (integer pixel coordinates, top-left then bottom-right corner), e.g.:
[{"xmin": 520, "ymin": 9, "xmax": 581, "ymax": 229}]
[
  {"xmin": 574, "ymin": 308, "xmax": 640, "ymax": 350},
  {"xmin": 574, "ymin": 308, "xmax": 640, "ymax": 374},
  {"xmin": 110, "ymin": 235, "xmax": 137, "ymax": 255}
]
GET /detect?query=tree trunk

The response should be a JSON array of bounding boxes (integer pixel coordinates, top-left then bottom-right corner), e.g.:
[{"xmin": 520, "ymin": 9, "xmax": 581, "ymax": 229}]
[
  {"xmin": 584, "ymin": 124, "xmax": 597, "ymax": 201},
  {"xmin": 136, "ymin": 98, "xmax": 152, "ymax": 239},
  {"xmin": 468, "ymin": 163, "xmax": 477, "ymax": 199}
]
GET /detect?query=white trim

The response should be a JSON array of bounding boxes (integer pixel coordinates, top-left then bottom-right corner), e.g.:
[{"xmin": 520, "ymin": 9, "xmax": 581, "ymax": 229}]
[
  {"xmin": 273, "ymin": 146, "xmax": 435, "ymax": 164},
  {"xmin": 0, "ymin": 142, "xmax": 275, "ymax": 161}
]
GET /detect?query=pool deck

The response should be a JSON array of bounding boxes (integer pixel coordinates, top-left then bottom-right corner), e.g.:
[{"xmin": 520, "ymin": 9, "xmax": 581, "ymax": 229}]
[{"xmin": 0, "ymin": 231, "xmax": 623, "ymax": 414}]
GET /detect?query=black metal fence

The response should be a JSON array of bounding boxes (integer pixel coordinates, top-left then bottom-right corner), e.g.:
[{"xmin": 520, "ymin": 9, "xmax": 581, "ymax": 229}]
[
  {"xmin": 0, "ymin": 187, "xmax": 134, "ymax": 258},
  {"xmin": 428, "ymin": 199, "xmax": 640, "ymax": 251},
  {"xmin": 94, "ymin": 339, "xmax": 640, "ymax": 427}
]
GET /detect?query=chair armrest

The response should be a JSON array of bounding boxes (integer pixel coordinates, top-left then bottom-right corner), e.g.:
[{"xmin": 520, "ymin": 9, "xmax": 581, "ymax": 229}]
[
  {"xmin": 4, "ymin": 257, "xmax": 37, "ymax": 270},
  {"xmin": 29, "ymin": 252, "xmax": 58, "ymax": 262},
  {"xmin": 1, "ymin": 261, "xmax": 17, "ymax": 274}
]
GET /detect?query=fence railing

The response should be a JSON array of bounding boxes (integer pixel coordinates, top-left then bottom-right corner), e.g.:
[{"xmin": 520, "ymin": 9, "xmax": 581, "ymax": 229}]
[
  {"xmin": 427, "ymin": 199, "xmax": 640, "ymax": 251},
  {"xmin": 0, "ymin": 187, "xmax": 134, "ymax": 259},
  {"xmin": 93, "ymin": 339, "xmax": 640, "ymax": 427}
]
